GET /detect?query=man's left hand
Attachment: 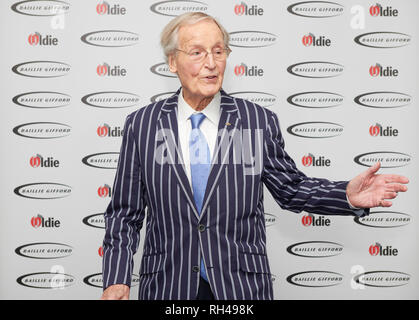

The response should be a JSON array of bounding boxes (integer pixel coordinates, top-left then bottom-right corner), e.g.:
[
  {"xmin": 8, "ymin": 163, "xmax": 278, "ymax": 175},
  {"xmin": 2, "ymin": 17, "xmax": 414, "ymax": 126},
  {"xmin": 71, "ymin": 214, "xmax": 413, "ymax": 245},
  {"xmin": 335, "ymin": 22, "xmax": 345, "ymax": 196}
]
[{"xmin": 346, "ymin": 162, "xmax": 409, "ymax": 208}]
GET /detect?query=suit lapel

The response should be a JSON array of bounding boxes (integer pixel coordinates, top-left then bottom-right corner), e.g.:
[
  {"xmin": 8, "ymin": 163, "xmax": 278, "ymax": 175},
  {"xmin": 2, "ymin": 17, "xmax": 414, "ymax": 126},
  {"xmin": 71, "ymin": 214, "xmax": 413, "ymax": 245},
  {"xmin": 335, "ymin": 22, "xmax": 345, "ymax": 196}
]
[
  {"xmin": 157, "ymin": 89, "xmax": 200, "ymax": 220},
  {"xmin": 199, "ymin": 90, "xmax": 241, "ymax": 220}
]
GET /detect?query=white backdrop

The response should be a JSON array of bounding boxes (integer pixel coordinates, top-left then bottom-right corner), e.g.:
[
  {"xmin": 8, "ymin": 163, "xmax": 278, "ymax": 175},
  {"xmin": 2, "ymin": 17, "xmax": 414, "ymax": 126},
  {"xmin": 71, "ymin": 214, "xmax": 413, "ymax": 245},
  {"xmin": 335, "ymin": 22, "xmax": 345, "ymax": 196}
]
[{"xmin": 0, "ymin": 0, "xmax": 417, "ymax": 299}]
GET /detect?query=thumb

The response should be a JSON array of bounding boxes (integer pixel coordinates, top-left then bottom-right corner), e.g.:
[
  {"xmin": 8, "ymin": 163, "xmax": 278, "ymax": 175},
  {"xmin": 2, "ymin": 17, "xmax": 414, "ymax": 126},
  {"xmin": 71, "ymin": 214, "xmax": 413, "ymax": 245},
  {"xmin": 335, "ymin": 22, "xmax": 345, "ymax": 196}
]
[{"xmin": 366, "ymin": 162, "xmax": 380, "ymax": 175}]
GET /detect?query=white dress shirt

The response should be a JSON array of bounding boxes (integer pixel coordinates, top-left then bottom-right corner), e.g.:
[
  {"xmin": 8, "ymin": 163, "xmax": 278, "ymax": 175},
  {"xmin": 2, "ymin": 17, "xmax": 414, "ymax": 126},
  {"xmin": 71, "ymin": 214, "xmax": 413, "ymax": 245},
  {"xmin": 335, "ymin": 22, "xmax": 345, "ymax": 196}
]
[{"xmin": 177, "ymin": 89, "xmax": 221, "ymax": 187}]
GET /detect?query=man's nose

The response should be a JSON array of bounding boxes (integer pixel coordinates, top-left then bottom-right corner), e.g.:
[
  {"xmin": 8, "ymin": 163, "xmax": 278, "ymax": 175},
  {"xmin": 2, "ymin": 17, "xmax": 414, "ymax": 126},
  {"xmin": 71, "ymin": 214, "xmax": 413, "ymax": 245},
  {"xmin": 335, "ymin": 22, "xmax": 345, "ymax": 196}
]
[{"xmin": 204, "ymin": 52, "xmax": 216, "ymax": 69}]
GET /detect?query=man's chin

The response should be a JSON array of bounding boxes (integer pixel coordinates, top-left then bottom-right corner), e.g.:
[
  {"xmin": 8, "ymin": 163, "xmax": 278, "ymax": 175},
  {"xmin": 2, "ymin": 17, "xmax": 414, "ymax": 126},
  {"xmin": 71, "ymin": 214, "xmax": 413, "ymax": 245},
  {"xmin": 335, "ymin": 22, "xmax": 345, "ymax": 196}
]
[{"xmin": 199, "ymin": 85, "xmax": 222, "ymax": 97}]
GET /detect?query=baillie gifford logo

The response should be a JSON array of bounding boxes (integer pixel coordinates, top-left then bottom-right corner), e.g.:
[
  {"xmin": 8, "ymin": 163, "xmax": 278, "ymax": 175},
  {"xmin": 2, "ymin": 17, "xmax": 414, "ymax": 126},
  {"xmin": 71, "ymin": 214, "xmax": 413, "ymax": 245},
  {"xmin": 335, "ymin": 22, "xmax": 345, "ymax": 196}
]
[
  {"xmin": 96, "ymin": 63, "xmax": 127, "ymax": 77},
  {"xmin": 301, "ymin": 213, "xmax": 331, "ymax": 227},
  {"xmin": 301, "ymin": 153, "xmax": 331, "ymax": 167},
  {"xmin": 97, "ymin": 124, "xmax": 123, "ymax": 137},
  {"xmin": 28, "ymin": 32, "xmax": 58, "ymax": 46},
  {"xmin": 302, "ymin": 33, "xmax": 331, "ymax": 47},
  {"xmin": 234, "ymin": 2, "xmax": 264, "ymax": 16},
  {"xmin": 29, "ymin": 154, "xmax": 60, "ymax": 168},
  {"xmin": 369, "ymin": 63, "xmax": 398, "ymax": 77},
  {"xmin": 369, "ymin": 3, "xmax": 398, "ymax": 17},
  {"xmin": 369, "ymin": 242, "xmax": 398, "ymax": 256},
  {"xmin": 369, "ymin": 123, "xmax": 398, "ymax": 137},
  {"xmin": 234, "ymin": 63, "xmax": 264, "ymax": 77},
  {"xmin": 96, "ymin": 1, "xmax": 126, "ymax": 15}
]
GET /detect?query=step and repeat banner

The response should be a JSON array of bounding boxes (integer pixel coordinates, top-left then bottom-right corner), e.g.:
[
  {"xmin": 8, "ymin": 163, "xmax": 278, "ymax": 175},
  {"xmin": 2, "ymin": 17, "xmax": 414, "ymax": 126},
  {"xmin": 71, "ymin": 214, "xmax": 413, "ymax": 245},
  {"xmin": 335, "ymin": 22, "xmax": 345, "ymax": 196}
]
[{"xmin": 0, "ymin": 0, "xmax": 417, "ymax": 299}]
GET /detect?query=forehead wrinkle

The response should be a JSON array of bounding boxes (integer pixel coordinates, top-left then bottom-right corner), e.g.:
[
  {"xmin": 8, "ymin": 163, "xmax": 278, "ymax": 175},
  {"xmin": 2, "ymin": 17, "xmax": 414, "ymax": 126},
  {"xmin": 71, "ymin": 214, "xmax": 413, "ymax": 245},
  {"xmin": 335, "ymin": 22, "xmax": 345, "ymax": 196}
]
[{"xmin": 177, "ymin": 22, "xmax": 224, "ymax": 50}]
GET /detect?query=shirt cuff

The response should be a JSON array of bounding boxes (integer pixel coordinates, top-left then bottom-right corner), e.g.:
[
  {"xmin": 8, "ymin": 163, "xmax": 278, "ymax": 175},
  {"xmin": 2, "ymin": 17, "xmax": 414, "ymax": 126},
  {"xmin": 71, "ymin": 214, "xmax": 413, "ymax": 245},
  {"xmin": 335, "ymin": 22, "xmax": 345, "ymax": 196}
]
[{"xmin": 346, "ymin": 194, "xmax": 368, "ymax": 217}]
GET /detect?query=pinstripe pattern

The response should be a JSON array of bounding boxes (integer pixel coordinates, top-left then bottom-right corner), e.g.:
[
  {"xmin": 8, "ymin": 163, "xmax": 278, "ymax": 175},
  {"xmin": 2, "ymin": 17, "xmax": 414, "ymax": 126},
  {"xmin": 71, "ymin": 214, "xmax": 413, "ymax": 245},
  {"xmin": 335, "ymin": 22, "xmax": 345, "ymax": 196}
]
[{"xmin": 102, "ymin": 88, "xmax": 366, "ymax": 300}]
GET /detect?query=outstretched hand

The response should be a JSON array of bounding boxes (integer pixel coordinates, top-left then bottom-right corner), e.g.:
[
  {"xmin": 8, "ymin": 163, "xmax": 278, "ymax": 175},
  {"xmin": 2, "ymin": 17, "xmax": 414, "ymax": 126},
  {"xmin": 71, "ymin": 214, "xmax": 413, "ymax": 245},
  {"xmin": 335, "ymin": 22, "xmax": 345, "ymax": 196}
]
[{"xmin": 346, "ymin": 162, "xmax": 409, "ymax": 208}]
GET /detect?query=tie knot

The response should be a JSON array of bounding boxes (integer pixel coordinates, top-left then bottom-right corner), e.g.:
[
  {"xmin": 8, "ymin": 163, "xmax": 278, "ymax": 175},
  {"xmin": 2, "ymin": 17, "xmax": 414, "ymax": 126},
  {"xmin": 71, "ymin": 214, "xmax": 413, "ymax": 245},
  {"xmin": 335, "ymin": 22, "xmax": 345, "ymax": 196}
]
[{"xmin": 190, "ymin": 112, "xmax": 206, "ymax": 129}]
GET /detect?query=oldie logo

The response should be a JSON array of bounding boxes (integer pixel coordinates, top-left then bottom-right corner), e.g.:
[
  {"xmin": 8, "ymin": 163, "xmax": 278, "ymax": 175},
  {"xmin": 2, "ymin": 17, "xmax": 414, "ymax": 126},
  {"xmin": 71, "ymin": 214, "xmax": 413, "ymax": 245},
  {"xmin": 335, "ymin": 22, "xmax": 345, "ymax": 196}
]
[
  {"xmin": 14, "ymin": 183, "xmax": 72, "ymax": 199},
  {"xmin": 287, "ymin": 91, "xmax": 343, "ymax": 108},
  {"xmin": 287, "ymin": 122, "xmax": 343, "ymax": 138},
  {"xmin": 13, "ymin": 122, "xmax": 71, "ymax": 139},
  {"xmin": 96, "ymin": 1, "xmax": 126, "ymax": 15},
  {"xmin": 229, "ymin": 31, "xmax": 278, "ymax": 48},
  {"xmin": 369, "ymin": 4, "xmax": 399, "ymax": 17},
  {"xmin": 301, "ymin": 214, "xmax": 331, "ymax": 227},
  {"xmin": 96, "ymin": 124, "xmax": 123, "ymax": 137},
  {"xmin": 82, "ymin": 152, "xmax": 119, "ymax": 169},
  {"xmin": 30, "ymin": 214, "xmax": 61, "ymax": 229},
  {"xmin": 229, "ymin": 91, "xmax": 277, "ymax": 108},
  {"xmin": 81, "ymin": 91, "xmax": 140, "ymax": 108},
  {"xmin": 98, "ymin": 184, "xmax": 112, "ymax": 198},
  {"xmin": 302, "ymin": 33, "xmax": 331, "ymax": 47},
  {"xmin": 354, "ymin": 211, "xmax": 411, "ymax": 228},
  {"xmin": 368, "ymin": 123, "xmax": 398, "ymax": 137},
  {"xmin": 150, "ymin": 91, "xmax": 176, "ymax": 103},
  {"xmin": 27, "ymin": 32, "xmax": 58, "ymax": 46},
  {"xmin": 81, "ymin": 30, "xmax": 139, "ymax": 47},
  {"xmin": 287, "ymin": 1, "xmax": 344, "ymax": 18},
  {"xmin": 15, "ymin": 242, "xmax": 72, "ymax": 259},
  {"xmin": 13, "ymin": 91, "xmax": 71, "ymax": 109},
  {"xmin": 150, "ymin": 0, "xmax": 209, "ymax": 16},
  {"xmin": 287, "ymin": 61, "xmax": 344, "ymax": 78},
  {"xmin": 234, "ymin": 2, "xmax": 264, "ymax": 16},
  {"xmin": 287, "ymin": 271, "xmax": 343, "ymax": 287},
  {"xmin": 368, "ymin": 242, "xmax": 398, "ymax": 256},
  {"xmin": 354, "ymin": 151, "xmax": 411, "ymax": 168},
  {"xmin": 354, "ymin": 32, "xmax": 411, "ymax": 48},
  {"xmin": 301, "ymin": 153, "xmax": 331, "ymax": 167},
  {"xmin": 354, "ymin": 271, "xmax": 410, "ymax": 287},
  {"xmin": 354, "ymin": 91, "xmax": 411, "ymax": 109},
  {"xmin": 12, "ymin": 61, "xmax": 70, "ymax": 78},
  {"xmin": 150, "ymin": 62, "xmax": 177, "ymax": 78},
  {"xmin": 29, "ymin": 154, "xmax": 60, "ymax": 168},
  {"xmin": 11, "ymin": 0, "xmax": 70, "ymax": 16},
  {"xmin": 233, "ymin": 63, "xmax": 264, "ymax": 77},
  {"xmin": 287, "ymin": 241, "xmax": 343, "ymax": 258},
  {"xmin": 17, "ymin": 272, "xmax": 75, "ymax": 289},
  {"xmin": 96, "ymin": 63, "xmax": 127, "ymax": 77},
  {"xmin": 369, "ymin": 63, "xmax": 398, "ymax": 77},
  {"xmin": 82, "ymin": 213, "xmax": 105, "ymax": 229},
  {"xmin": 83, "ymin": 273, "xmax": 139, "ymax": 288}
]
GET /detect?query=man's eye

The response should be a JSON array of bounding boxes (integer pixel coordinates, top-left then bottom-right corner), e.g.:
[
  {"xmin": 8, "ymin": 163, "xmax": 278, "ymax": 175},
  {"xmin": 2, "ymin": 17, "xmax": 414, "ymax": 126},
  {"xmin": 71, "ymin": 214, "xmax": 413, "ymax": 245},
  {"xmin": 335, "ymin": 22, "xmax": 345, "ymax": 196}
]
[{"xmin": 190, "ymin": 50, "xmax": 203, "ymax": 56}]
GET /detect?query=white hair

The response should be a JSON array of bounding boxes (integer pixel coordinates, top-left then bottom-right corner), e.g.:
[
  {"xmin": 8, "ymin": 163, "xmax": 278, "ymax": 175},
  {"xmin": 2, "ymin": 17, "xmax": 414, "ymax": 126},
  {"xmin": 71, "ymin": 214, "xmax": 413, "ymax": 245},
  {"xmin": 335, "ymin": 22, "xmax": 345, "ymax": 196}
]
[{"xmin": 160, "ymin": 12, "xmax": 230, "ymax": 62}]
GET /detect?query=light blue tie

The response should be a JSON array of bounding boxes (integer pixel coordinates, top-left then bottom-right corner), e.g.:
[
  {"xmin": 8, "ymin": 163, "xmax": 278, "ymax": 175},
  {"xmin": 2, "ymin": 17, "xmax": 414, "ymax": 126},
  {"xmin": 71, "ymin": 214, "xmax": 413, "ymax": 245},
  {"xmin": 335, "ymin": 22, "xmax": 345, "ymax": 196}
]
[{"xmin": 189, "ymin": 113, "xmax": 211, "ymax": 282}]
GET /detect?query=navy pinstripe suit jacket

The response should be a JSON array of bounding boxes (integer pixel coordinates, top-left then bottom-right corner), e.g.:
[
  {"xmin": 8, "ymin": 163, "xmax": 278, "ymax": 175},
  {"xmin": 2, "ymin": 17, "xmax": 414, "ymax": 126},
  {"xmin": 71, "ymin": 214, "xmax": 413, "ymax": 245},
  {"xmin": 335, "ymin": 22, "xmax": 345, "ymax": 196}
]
[{"xmin": 102, "ymin": 88, "xmax": 366, "ymax": 300}]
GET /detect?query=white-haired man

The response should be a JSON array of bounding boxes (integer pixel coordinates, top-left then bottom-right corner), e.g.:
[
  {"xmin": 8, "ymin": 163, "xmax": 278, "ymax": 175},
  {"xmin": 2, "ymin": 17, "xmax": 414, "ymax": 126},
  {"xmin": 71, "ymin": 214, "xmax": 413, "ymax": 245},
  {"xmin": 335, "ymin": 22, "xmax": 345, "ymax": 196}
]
[{"xmin": 101, "ymin": 12, "xmax": 408, "ymax": 300}]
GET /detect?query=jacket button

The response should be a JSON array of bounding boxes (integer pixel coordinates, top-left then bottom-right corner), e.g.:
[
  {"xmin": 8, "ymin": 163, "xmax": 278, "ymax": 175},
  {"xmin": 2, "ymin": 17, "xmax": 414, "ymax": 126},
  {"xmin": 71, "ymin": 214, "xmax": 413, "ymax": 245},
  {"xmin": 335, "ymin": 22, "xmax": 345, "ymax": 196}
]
[
  {"xmin": 192, "ymin": 266, "xmax": 200, "ymax": 273},
  {"xmin": 198, "ymin": 224, "xmax": 206, "ymax": 232}
]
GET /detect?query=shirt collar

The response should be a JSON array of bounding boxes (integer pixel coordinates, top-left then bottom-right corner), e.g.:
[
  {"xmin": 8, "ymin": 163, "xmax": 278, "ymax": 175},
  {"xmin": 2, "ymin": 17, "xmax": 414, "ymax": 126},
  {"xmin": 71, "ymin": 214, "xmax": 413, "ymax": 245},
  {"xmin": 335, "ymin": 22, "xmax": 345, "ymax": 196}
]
[{"xmin": 177, "ymin": 88, "xmax": 221, "ymax": 126}]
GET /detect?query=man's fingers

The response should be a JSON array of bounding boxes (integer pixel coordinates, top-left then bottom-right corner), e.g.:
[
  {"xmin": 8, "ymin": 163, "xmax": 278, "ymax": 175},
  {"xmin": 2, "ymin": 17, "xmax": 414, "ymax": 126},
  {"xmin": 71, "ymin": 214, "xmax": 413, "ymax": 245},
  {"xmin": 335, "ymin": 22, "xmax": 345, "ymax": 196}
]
[
  {"xmin": 384, "ymin": 174, "xmax": 410, "ymax": 184},
  {"xmin": 383, "ymin": 192, "xmax": 398, "ymax": 200},
  {"xmin": 385, "ymin": 183, "xmax": 408, "ymax": 193},
  {"xmin": 379, "ymin": 200, "xmax": 393, "ymax": 207}
]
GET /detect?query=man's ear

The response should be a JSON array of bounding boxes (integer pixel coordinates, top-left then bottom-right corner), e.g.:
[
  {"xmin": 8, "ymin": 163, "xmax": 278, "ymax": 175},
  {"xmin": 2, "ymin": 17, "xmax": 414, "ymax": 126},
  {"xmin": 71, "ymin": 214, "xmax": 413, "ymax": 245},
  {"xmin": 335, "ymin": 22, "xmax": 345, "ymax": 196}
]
[{"xmin": 168, "ymin": 54, "xmax": 177, "ymax": 73}]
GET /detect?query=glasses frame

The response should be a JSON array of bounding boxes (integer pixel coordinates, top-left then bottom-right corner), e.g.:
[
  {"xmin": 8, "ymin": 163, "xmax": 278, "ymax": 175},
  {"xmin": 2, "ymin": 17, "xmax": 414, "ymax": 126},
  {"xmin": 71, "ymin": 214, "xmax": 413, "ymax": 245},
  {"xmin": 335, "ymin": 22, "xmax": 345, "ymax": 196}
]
[{"xmin": 175, "ymin": 46, "xmax": 232, "ymax": 63}]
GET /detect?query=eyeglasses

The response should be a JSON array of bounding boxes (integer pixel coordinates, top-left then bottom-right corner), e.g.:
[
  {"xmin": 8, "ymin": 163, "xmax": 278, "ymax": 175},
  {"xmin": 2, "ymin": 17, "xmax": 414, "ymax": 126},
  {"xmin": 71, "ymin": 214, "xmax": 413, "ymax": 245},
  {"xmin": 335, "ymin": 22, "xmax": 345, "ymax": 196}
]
[{"xmin": 175, "ymin": 47, "xmax": 232, "ymax": 63}]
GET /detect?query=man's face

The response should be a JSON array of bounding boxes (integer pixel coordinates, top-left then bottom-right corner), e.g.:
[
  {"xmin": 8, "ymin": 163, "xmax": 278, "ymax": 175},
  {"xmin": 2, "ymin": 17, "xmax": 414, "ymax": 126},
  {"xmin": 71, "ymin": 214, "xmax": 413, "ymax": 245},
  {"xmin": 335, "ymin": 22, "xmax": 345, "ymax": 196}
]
[{"xmin": 168, "ymin": 19, "xmax": 227, "ymax": 101}]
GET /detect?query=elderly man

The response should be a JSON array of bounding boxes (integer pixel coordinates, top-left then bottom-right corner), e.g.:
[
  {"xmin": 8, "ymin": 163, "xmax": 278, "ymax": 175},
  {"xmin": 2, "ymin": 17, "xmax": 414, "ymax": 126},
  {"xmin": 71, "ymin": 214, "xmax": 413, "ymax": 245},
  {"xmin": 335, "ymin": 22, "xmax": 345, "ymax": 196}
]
[{"xmin": 101, "ymin": 12, "xmax": 408, "ymax": 300}]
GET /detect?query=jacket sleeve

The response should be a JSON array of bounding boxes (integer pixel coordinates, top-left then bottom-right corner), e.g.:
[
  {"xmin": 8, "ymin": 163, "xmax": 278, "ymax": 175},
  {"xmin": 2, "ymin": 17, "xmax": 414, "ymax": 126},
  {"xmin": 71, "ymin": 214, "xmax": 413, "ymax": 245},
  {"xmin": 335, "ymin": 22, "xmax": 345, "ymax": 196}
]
[
  {"xmin": 102, "ymin": 113, "xmax": 147, "ymax": 290},
  {"xmin": 262, "ymin": 111, "xmax": 369, "ymax": 217}
]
